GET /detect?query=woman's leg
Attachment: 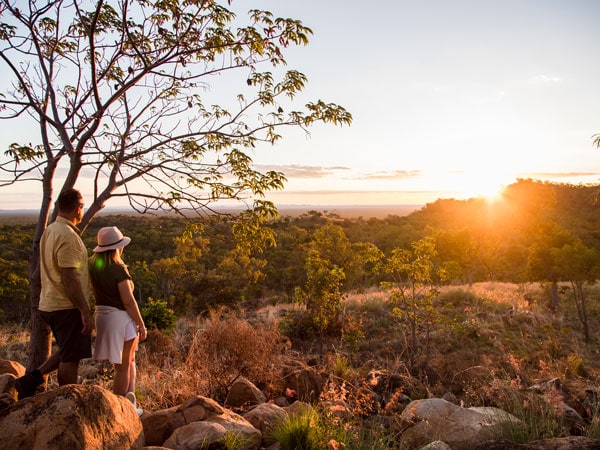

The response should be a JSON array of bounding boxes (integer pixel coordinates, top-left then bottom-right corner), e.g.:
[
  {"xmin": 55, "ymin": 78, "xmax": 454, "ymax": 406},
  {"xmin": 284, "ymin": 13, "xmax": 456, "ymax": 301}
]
[
  {"xmin": 112, "ymin": 337, "xmax": 138, "ymax": 396},
  {"xmin": 127, "ymin": 354, "xmax": 137, "ymax": 393}
]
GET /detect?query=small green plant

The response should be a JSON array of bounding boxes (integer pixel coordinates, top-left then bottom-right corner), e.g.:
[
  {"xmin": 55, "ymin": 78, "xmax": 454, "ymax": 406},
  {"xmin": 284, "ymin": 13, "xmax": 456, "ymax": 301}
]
[
  {"xmin": 565, "ymin": 353, "xmax": 586, "ymax": 377},
  {"xmin": 219, "ymin": 431, "xmax": 258, "ymax": 450},
  {"xmin": 269, "ymin": 409, "xmax": 322, "ymax": 450},
  {"xmin": 140, "ymin": 297, "xmax": 177, "ymax": 334},
  {"xmin": 585, "ymin": 411, "xmax": 600, "ymax": 439},
  {"xmin": 331, "ymin": 353, "xmax": 351, "ymax": 380},
  {"xmin": 486, "ymin": 385, "xmax": 570, "ymax": 443}
]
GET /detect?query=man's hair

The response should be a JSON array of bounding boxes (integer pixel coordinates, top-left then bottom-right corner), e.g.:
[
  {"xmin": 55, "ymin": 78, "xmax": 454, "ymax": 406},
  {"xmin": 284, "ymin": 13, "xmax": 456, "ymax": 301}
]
[{"xmin": 57, "ymin": 188, "xmax": 82, "ymax": 212}]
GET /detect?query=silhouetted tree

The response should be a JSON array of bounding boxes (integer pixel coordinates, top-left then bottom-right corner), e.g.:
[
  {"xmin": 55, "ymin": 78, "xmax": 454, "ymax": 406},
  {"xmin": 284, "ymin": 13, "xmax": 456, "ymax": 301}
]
[{"xmin": 0, "ymin": 0, "xmax": 351, "ymax": 371}]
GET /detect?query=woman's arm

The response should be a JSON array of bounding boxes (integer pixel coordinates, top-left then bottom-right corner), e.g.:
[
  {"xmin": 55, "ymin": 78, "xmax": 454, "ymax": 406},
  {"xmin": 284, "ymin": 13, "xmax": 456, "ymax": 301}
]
[{"xmin": 118, "ymin": 279, "xmax": 147, "ymax": 342}]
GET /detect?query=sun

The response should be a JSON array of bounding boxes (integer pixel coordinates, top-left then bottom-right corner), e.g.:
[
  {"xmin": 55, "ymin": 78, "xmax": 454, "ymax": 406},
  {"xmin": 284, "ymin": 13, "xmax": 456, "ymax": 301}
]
[{"xmin": 454, "ymin": 172, "xmax": 507, "ymax": 202}]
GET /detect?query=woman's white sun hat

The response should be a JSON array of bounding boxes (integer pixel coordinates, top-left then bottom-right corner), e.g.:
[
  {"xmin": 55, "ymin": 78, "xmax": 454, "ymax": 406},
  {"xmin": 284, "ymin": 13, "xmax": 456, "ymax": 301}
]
[{"xmin": 93, "ymin": 226, "xmax": 131, "ymax": 253}]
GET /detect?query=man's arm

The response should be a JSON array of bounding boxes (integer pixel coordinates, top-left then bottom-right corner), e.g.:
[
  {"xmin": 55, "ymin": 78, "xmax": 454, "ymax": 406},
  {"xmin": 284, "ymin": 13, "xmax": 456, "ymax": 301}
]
[{"xmin": 61, "ymin": 267, "xmax": 94, "ymax": 334}]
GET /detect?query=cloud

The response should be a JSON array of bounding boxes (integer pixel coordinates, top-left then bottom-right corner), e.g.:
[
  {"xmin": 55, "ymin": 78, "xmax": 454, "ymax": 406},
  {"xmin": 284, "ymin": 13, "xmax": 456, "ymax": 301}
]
[
  {"xmin": 255, "ymin": 164, "xmax": 350, "ymax": 178},
  {"xmin": 523, "ymin": 171, "xmax": 600, "ymax": 180},
  {"xmin": 357, "ymin": 170, "xmax": 423, "ymax": 180},
  {"xmin": 272, "ymin": 189, "xmax": 430, "ymax": 195},
  {"xmin": 529, "ymin": 75, "xmax": 562, "ymax": 84}
]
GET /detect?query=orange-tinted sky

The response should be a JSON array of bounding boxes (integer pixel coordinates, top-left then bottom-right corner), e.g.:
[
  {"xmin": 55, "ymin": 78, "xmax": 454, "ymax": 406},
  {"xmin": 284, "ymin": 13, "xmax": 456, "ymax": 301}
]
[
  {"xmin": 1, "ymin": 0, "xmax": 599, "ymax": 210},
  {"xmin": 253, "ymin": 0, "xmax": 600, "ymax": 206}
]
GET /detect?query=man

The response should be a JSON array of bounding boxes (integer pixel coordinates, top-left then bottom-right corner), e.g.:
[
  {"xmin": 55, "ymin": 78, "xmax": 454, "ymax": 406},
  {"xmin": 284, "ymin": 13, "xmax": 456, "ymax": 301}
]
[{"xmin": 15, "ymin": 188, "xmax": 94, "ymax": 399}]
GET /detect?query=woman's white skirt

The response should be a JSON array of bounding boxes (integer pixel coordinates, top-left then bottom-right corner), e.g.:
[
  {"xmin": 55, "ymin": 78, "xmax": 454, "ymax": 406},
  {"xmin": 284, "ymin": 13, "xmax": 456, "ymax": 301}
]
[{"xmin": 94, "ymin": 305, "xmax": 138, "ymax": 364}]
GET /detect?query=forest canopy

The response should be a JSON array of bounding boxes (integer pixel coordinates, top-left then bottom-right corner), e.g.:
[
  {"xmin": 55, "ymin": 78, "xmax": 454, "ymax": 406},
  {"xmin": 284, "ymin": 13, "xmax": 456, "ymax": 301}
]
[{"xmin": 1, "ymin": 179, "xmax": 599, "ymax": 324}]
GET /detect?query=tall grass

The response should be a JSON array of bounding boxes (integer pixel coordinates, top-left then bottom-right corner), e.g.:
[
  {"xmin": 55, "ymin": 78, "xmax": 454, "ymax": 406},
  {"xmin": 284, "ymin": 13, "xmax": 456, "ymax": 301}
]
[{"xmin": 2, "ymin": 282, "xmax": 600, "ymax": 447}]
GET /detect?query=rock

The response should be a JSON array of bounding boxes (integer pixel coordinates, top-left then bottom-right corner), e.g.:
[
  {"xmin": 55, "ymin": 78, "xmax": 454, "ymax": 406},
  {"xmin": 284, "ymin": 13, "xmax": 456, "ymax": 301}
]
[
  {"xmin": 142, "ymin": 395, "xmax": 225, "ymax": 446},
  {"xmin": 0, "ymin": 391, "xmax": 16, "ymax": 409},
  {"xmin": 142, "ymin": 406, "xmax": 182, "ymax": 446},
  {"xmin": 0, "ymin": 384, "xmax": 144, "ymax": 449},
  {"xmin": 224, "ymin": 376, "xmax": 267, "ymax": 408},
  {"xmin": 281, "ymin": 359, "xmax": 325, "ymax": 402},
  {"xmin": 399, "ymin": 398, "xmax": 521, "ymax": 450},
  {"xmin": 142, "ymin": 394, "xmax": 264, "ymax": 448},
  {"xmin": 0, "ymin": 359, "xmax": 25, "ymax": 377},
  {"xmin": 473, "ymin": 436, "xmax": 600, "ymax": 449},
  {"xmin": 419, "ymin": 440, "xmax": 453, "ymax": 450},
  {"xmin": 163, "ymin": 409, "xmax": 261, "ymax": 449},
  {"xmin": 243, "ymin": 402, "xmax": 287, "ymax": 446},
  {"xmin": 350, "ymin": 385, "xmax": 381, "ymax": 417},
  {"xmin": 273, "ymin": 395, "xmax": 289, "ymax": 407},
  {"xmin": 0, "ymin": 373, "xmax": 17, "ymax": 401},
  {"xmin": 284, "ymin": 400, "xmax": 313, "ymax": 418},
  {"xmin": 365, "ymin": 369, "xmax": 404, "ymax": 394},
  {"xmin": 322, "ymin": 398, "xmax": 352, "ymax": 420}
]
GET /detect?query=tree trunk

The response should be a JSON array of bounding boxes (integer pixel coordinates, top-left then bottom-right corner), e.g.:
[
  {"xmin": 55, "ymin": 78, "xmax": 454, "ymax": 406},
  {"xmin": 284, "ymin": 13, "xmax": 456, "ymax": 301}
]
[
  {"xmin": 548, "ymin": 281, "xmax": 560, "ymax": 311},
  {"xmin": 25, "ymin": 179, "xmax": 54, "ymax": 372},
  {"xmin": 575, "ymin": 282, "xmax": 590, "ymax": 343},
  {"xmin": 26, "ymin": 232, "xmax": 52, "ymax": 372}
]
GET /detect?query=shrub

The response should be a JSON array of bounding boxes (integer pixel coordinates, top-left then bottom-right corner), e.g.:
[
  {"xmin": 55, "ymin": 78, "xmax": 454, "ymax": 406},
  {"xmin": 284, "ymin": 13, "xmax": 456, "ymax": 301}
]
[
  {"xmin": 187, "ymin": 308, "xmax": 284, "ymax": 401},
  {"xmin": 436, "ymin": 287, "xmax": 480, "ymax": 308},
  {"xmin": 141, "ymin": 297, "xmax": 177, "ymax": 334},
  {"xmin": 269, "ymin": 408, "xmax": 322, "ymax": 450}
]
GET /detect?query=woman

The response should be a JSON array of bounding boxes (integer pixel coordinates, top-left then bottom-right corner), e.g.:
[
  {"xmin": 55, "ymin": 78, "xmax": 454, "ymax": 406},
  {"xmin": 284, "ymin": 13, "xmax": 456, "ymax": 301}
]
[{"xmin": 90, "ymin": 226, "xmax": 147, "ymax": 415}]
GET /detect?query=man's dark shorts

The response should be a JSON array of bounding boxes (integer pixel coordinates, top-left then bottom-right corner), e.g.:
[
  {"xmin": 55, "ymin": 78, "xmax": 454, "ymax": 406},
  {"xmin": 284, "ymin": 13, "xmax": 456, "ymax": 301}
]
[{"xmin": 40, "ymin": 308, "xmax": 92, "ymax": 362}]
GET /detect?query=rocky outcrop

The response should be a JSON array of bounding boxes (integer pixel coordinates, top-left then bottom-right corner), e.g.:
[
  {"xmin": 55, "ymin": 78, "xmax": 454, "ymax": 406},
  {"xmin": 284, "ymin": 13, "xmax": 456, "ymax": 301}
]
[
  {"xmin": 162, "ymin": 413, "xmax": 261, "ymax": 449},
  {"xmin": 142, "ymin": 395, "xmax": 227, "ymax": 446},
  {"xmin": 0, "ymin": 384, "xmax": 144, "ymax": 450},
  {"xmin": 400, "ymin": 398, "xmax": 521, "ymax": 450},
  {"xmin": 2, "ymin": 359, "xmax": 599, "ymax": 450}
]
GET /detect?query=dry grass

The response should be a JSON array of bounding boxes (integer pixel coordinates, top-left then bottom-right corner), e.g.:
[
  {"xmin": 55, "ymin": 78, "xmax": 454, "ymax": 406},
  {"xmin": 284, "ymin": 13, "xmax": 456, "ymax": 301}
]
[{"xmin": 2, "ymin": 281, "xmax": 600, "ymax": 441}]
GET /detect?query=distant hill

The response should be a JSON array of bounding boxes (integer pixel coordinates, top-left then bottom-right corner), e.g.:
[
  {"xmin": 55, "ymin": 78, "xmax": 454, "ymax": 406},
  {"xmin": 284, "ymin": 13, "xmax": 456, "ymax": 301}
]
[{"xmin": 0, "ymin": 204, "xmax": 422, "ymax": 221}]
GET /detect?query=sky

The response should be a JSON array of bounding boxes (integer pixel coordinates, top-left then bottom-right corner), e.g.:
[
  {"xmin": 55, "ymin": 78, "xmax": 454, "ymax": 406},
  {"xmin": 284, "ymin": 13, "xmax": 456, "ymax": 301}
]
[{"xmin": 1, "ymin": 0, "xmax": 600, "ymax": 210}]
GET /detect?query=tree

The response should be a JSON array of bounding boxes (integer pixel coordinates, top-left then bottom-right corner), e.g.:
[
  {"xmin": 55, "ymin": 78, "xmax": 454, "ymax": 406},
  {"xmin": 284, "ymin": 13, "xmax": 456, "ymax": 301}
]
[
  {"xmin": 380, "ymin": 236, "xmax": 441, "ymax": 364},
  {"xmin": 294, "ymin": 223, "xmax": 348, "ymax": 354},
  {"xmin": 526, "ymin": 222, "xmax": 573, "ymax": 310},
  {"xmin": 556, "ymin": 239, "xmax": 600, "ymax": 342},
  {"xmin": 151, "ymin": 223, "xmax": 209, "ymax": 314},
  {"xmin": 0, "ymin": 0, "xmax": 351, "ymax": 371}
]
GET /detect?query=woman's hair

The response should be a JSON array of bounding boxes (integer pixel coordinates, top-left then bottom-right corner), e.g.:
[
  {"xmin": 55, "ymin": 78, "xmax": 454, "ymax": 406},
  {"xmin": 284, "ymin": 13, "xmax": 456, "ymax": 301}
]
[{"xmin": 90, "ymin": 248, "xmax": 123, "ymax": 271}]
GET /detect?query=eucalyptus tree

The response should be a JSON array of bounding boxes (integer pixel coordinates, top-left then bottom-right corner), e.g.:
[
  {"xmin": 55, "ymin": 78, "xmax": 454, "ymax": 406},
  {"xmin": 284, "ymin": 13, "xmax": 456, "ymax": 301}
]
[
  {"xmin": 0, "ymin": 0, "xmax": 351, "ymax": 370},
  {"xmin": 557, "ymin": 239, "xmax": 599, "ymax": 342},
  {"xmin": 381, "ymin": 236, "xmax": 442, "ymax": 364}
]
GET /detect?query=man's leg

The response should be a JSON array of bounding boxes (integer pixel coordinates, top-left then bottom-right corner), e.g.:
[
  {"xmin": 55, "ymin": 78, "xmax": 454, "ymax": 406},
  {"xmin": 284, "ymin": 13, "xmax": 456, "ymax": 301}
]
[
  {"xmin": 15, "ymin": 350, "xmax": 61, "ymax": 400},
  {"xmin": 57, "ymin": 361, "xmax": 80, "ymax": 385},
  {"xmin": 38, "ymin": 350, "xmax": 60, "ymax": 376}
]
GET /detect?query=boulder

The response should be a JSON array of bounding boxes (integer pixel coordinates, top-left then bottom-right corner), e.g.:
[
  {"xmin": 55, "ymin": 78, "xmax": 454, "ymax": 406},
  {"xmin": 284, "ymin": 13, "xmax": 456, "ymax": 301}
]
[
  {"xmin": 281, "ymin": 359, "xmax": 325, "ymax": 402},
  {"xmin": 243, "ymin": 402, "xmax": 288, "ymax": 446},
  {"xmin": 142, "ymin": 395, "xmax": 224, "ymax": 446},
  {"xmin": 399, "ymin": 398, "xmax": 521, "ymax": 450},
  {"xmin": 142, "ymin": 394, "xmax": 262, "ymax": 447},
  {"xmin": 0, "ymin": 384, "xmax": 144, "ymax": 449},
  {"xmin": 224, "ymin": 376, "xmax": 267, "ymax": 408},
  {"xmin": 284, "ymin": 400, "xmax": 313, "ymax": 418},
  {"xmin": 162, "ymin": 408, "xmax": 261, "ymax": 449},
  {"xmin": 0, "ymin": 373, "xmax": 17, "ymax": 402},
  {"xmin": 419, "ymin": 441, "xmax": 453, "ymax": 450},
  {"xmin": 0, "ymin": 359, "xmax": 25, "ymax": 377}
]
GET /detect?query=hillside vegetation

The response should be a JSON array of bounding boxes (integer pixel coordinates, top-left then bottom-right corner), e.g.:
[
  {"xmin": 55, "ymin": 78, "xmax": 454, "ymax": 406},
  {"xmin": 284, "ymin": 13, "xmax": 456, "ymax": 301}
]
[{"xmin": 2, "ymin": 179, "xmax": 599, "ymax": 323}]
